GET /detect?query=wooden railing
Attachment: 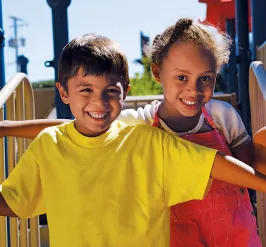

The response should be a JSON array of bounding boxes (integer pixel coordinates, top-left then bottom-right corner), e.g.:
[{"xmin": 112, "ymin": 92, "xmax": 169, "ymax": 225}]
[
  {"xmin": 249, "ymin": 54, "xmax": 266, "ymax": 245},
  {"xmin": 0, "ymin": 73, "xmax": 40, "ymax": 247}
]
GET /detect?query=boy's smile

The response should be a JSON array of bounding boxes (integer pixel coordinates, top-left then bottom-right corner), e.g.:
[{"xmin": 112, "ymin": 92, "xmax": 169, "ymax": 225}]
[{"xmin": 57, "ymin": 68, "xmax": 128, "ymax": 137}]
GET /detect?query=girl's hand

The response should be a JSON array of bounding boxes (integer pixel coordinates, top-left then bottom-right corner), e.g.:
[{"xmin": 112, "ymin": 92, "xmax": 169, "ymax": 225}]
[
  {"xmin": 0, "ymin": 121, "xmax": 8, "ymax": 138},
  {"xmin": 0, "ymin": 119, "xmax": 69, "ymax": 139}
]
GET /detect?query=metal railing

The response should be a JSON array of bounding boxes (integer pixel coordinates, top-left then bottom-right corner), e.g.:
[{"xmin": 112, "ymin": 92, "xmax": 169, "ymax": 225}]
[
  {"xmin": 0, "ymin": 73, "xmax": 40, "ymax": 247},
  {"xmin": 249, "ymin": 57, "xmax": 266, "ymax": 245},
  {"xmin": 125, "ymin": 92, "xmax": 237, "ymax": 110}
]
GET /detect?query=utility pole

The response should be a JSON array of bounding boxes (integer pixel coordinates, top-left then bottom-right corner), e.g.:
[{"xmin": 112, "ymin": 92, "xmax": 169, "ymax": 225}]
[{"xmin": 8, "ymin": 16, "xmax": 26, "ymax": 72}]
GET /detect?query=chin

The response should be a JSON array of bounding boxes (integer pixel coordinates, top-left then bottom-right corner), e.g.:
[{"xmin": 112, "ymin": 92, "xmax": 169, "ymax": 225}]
[
  {"xmin": 180, "ymin": 110, "xmax": 199, "ymax": 117},
  {"xmin": 93, "ymin": 124, "xmax": 110, "ymax": 132}
]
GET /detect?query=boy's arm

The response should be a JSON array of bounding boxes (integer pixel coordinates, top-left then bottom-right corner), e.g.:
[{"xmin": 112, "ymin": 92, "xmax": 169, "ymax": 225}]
[
  {"xmin": 232, "ymin": 126, "xmax": 266, "ymax": 175},
  {"xmin": 0, "ymin": 119, "xmax": 70, "ymax": 139},
  {"xmin": 164, "ymin": 135, "xmax": 266, "ymax": 207},
  {"xmin": 212, "ymin": 151, "xmax": 266, "ymax": 192},
  {"xmin": 0, "ymin": 193, "xmax": 17, "ymax": 217},
  {"xmin": 251, "ymin": 126, "xmax": 266, "ymax": 174},
  {"xmin": 0, "ymin": 136, "xmax": 45, "ymax": 218},
  {"xmin": 254, "ymin": 126, "xmax": 266, "ymax": 145}
]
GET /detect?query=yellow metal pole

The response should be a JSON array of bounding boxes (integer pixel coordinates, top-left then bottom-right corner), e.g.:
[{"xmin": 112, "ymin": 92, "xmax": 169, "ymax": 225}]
[
  {"xmin": 6, "ymin": 93, "xmax": 19, "ymax": 247},
  {"xmin": 0, "ymin": 107, "xmax": 7, "ymax": 247},
  {"xmin": 15, "ymin": 82, "xmax": 29, "ymax": 247},
  {"xmin": 24, "ymin": 78, "xmax": 40, "ymax": 247}
]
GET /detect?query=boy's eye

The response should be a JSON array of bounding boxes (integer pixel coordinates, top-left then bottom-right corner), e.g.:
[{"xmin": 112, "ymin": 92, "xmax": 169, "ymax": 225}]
[
  {"xmin": 200, "ymin": 76, "xmax": 212, "ymax": 82},
  {"xmin": 177, "ymin": 75, "xmax": 187, "ymax": 81},
  {"xmin": 107, "ymin": 88, "xmax": 120, "ymax": 94},
  {"xmin": 80, "ymin": 88, "xmax": 92, "ymax": 92}
]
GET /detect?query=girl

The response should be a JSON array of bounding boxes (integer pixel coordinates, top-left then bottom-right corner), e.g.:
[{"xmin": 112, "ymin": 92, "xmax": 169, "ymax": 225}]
[{"xmin": 1, "ymin": 18, "xmax": 266, "ymax": 247}]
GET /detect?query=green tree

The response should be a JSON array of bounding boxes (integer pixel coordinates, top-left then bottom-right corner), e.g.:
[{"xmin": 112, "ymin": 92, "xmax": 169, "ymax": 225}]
[
  {"xmin": 31, "ymin": 79, "xmax": 55, "ymax": 89},
  {"xmin": 129, "ymin": 71, "xmax": 163, "ymax": 96}
]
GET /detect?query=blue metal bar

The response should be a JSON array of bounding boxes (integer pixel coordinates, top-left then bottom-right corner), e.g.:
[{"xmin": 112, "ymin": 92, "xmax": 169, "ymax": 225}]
[
  {"xmin": 0, "ymin": 2, "xmax": 9, "ymax": 245},
  {"xmin": 235, "ymin": 0, "xmax": 250, "ymax": 131},
  {"xmin": 0, "ymin": 0, "xmax": 6, "ymax": 90},
  {"xmin": 46, "ymin": 0, "xmax": 72, "ymax": 119},
  {"xmin": 17, "ymin": 55, "xmax": 29, "ymax": 74},
  {"xmin": 250, "ymin": 0, "xmax": 266, "ymax": 61},
  {"xmin": 225, "ymin": 18, "xmax": 238, "ymax": 94}
]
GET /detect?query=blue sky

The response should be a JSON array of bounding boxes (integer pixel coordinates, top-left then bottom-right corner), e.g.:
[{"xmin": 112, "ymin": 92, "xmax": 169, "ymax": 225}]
[{"xmin": 2, "ymin": 0, "xmax": 206, "ymax": 82}]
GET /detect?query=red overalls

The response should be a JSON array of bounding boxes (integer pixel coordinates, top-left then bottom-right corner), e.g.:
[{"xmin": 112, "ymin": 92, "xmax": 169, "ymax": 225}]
[{"xmin": 153, "ymin": 106, "xmax": 262, "ymax": 247}]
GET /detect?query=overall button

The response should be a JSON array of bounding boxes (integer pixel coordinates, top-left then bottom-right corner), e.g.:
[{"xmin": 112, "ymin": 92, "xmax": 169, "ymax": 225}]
[{"xmin": 239, "ymin": 188, "xmax": 245, "ymax": 194}]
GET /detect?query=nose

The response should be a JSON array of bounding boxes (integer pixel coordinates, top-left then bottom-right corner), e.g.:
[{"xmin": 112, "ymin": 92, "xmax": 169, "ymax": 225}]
[
  {"xmin": 91, "ymin": 92, "xmax": 109, "ymax": 107},
  {"xmin": 186, "ymin": 80, "xmax": 203, "ymax": 95}
]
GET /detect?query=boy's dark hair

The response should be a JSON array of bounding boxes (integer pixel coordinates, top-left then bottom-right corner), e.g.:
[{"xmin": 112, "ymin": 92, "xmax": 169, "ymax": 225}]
[
  {"xmin": 58, "ymin": 34, "xmax": 129, "ymax": 91},
  {"xmin": 146, "ymin": 18, "xmax": 232, "ymax": 71}
]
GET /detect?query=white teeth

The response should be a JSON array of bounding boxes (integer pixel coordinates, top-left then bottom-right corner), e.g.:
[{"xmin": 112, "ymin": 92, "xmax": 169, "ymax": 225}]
[
  {"xmin": 181, "ymin": 99, "xmax": 198, "ymax": 105},
  {"xmin": 88, "ymin": 112, "xmax": 107, "ymax": 119}
]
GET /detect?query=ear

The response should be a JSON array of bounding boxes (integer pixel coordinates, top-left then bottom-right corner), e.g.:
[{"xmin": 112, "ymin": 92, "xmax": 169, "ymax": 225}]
[
  {"xmin": 151, "ymin": 63, "xmax": 161, "ymax": 83},
  {"xmin": 56, "ymin": 82, "xmax": 69, "ymax": 104},
  {"xmin": 123, "ymin": 85, "xmax": 131, "ymax": 99}
]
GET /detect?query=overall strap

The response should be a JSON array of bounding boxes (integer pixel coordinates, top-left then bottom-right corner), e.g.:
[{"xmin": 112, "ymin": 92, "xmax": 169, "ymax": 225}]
[
  {"xmin": 151, "ymin": 103, "xmax": 160, "ymax": 127},
  {"xmin": 201, "ymin": 106, "xmax": 217, "ymax": 129}
]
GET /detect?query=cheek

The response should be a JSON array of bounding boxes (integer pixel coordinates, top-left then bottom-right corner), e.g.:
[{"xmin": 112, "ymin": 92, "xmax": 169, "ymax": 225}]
[
  {"xmin": 163, "ymin": 83, "xmax": 183, "ymax": 96},
  {"xmin": 70, "ymin": 96, "xmax": 90, "ymax": 110},
  {"xmin": 203, "ymin": 85, "xmax": 215, "ymax": 98},
  {"xmin": 113, "ymin": 100, "xmax": 123, "ymax": 111},
  {"xmin": 161, "ymin": 79, "xmax": 174, "ymax": 90}
]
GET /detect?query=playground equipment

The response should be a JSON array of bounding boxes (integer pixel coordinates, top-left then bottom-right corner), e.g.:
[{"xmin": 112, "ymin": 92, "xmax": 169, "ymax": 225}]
[
  {"xmin": 249, "ymin": 43, "xmax": 266, "ymax": 246},
  {"xmin": 0, "ymin": 73, "xmax": 39, "ymax": 247},
  {"xmin": 44, "ymin": 0, "xmax": 72, "ymax": 119},
  {"xmin": 0, "ymin": 66, "xmax": 264, "ymax": 246},
  {"xmin": 0, "ymin": 0, "xmax": 266, "ymax": 246}
]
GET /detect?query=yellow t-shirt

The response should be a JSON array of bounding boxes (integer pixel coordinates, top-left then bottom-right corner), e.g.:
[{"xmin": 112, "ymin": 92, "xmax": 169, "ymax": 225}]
[{"xmin": 1, "ymin": 121, "xmax": 217, "ymax": 247}]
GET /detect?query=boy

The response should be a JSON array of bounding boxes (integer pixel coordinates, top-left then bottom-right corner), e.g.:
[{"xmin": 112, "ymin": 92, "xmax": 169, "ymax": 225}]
[{"xmin": 1, "ymin": 34, "xmax": 266, "ymax": 247}]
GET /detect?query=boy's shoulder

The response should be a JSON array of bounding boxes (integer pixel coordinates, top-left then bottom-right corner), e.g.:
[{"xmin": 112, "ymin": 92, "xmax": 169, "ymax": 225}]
[
  {"xmin": 123, "ymin": 122, "xmax": 169, "ymax": 139},
  {"xmin": 36, "ymin": 121, "xmax": 71, "ymax": 141}
]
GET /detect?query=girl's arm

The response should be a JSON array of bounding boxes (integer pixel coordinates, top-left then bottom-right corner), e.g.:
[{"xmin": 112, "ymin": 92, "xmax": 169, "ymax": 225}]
[
  {"xmin": 0, "ymin": 119, "xmax": 70, "ymax": 139},
  {"xmin": 212, "ymin": 151, "xmax": 266, "ymax": 192},
  {"xmin": 232, "ymin": 141, "xmax": 254, "ymax": 166}
]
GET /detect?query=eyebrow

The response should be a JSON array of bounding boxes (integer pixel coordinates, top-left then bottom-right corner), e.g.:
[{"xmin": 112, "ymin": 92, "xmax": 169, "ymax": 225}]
[
  {"xmin": 174, "ymin": 68, "xmax": 216, "ymax": 74},
  {"xmin": 76, "ymin": 82, "xmax": 120, "ymax": 87},
  {"xmin": 77, "ymin": 83, "xmax": 93, "ymax": 87}
]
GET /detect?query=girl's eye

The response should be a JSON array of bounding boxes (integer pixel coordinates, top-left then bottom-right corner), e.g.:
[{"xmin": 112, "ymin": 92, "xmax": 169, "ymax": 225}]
[
  {"xmin": 81, "ymin": 88, "xmax": 92, "ymax": 92},
  {"xmin": 177, "ymin": 75, "xmax": 187, "ymax": 81},
  {"xmin": 200, "ymin": 76, "xmax": 212, "ymax": 82}
]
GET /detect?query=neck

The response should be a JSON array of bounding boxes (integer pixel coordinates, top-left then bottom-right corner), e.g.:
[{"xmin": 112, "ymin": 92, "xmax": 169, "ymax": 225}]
[{"xmin": 158, "ymin": 100, "xmax": 202, "ymax": 133}]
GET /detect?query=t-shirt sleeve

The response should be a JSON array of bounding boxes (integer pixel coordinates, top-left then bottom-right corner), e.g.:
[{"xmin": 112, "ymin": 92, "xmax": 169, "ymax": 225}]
[
  {"xmin": 0, "ymin": 139, "xmax": 45, "ymax": 218},
  {"xmin": 117, "ymin": 100, "xmax": 160, "ymax": 125},
  {"xmin": 163, "ymin": 135, "xmax": 218, "ymax": 207},
  {"xmin": 208, "ymin": 100, "xmax": 251, "ymax": 150}
]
